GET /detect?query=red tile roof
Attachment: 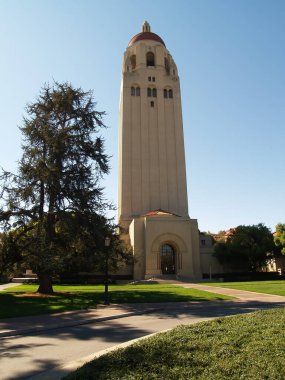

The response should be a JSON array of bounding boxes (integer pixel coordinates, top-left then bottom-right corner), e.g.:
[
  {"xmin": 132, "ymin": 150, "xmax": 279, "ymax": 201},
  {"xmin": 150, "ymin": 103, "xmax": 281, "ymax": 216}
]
[
  {"xmin": 142, "ymin": 209, "xmax": 180, "ymax": 217},
  {"xmin": 128, "ymin": 32, "xmax": 166, "ymax": 47}
]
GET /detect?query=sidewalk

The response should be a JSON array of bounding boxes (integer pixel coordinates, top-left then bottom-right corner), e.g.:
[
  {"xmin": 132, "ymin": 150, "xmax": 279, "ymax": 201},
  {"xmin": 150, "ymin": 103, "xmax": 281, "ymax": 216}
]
[
  {"xmin": 1, "ymin": 282, "xmax": 285, "ymax": 339},
  {"xmin": 176, "ymin": 282, "xmax": 285, "ymax": 303},
  {"xmin": 0, "ymin": 303, "xmax": 161, "ymax": 339},
  {"xmin": 0, "ymin": 282, "xmax": 23, "ymax": 291}
]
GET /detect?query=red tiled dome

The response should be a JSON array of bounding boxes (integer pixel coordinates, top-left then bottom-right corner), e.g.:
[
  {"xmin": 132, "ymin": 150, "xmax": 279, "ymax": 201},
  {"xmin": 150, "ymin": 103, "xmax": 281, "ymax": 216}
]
[{"xmin": 128, "ymin": 31, "xmax": 166, "ymax": 47}]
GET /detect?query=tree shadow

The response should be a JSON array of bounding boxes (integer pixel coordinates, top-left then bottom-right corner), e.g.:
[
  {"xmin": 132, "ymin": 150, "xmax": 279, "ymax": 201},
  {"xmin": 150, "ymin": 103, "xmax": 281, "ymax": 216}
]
[
  {"xmin": 1, "ymin": 299, "xmax": 285, "ymax": 379},
  {"xmin": 1, "ymin": 357, "xmax": 61, "ymax": 380}
]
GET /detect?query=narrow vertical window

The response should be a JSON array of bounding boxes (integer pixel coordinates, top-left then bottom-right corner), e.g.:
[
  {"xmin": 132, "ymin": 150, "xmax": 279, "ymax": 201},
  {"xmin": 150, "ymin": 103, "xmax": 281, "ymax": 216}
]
[
  {"xmin": 146, "ymin": 52, "xmax": 155, "ymax": 66},
  {"xmin": 147, "ymin": 88, "xmax": 152, "ymax": 97},
  {"xmin": 152, "ymin": 88, "xmax": 157, "ymax": 97},
  {"xmin": 168, "ymin": 89, "xmax": 173, "ymax": 98},
  {"xmin": 148, "ymin": 76, "xmax": 151, "ymax": 81},
  {"xmin": 165, "ymin": 57, "xmax": 170, "ymax": 74},
  {"xmin": 130, "ymin": 55, "xmax": 136, "ymax": 70},
  {"xmin": 131, "ymin": 87, "xmax": 135, "ymax": 96},
  {"xmin": 164, "ymin": 89, "xmax": 168, "ymax": 98},
  {"xmin": 150, "ymin": 101, "xmax": 154, "ymax": 107},
  {"xmin": 152, "ymin": 77, "xmax": 155, "ymax": 82},
  {"xmin": 135, "ymin": 87, "xmax": 140, "ymax": 96}
]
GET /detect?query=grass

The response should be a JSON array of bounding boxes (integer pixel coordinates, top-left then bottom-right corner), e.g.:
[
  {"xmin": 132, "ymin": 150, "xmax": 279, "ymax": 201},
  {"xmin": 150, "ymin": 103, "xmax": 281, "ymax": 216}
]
[
  {"xmin": 63, "ymin": 307, "xmax": 285, "ymax": 380},
  {"xmin": 206, "ymin": 280, "xmax": 285, "ymax": 296},
  {"xmin": 0, "ymin": 284, "xmax": 233, "ymax": 319}
]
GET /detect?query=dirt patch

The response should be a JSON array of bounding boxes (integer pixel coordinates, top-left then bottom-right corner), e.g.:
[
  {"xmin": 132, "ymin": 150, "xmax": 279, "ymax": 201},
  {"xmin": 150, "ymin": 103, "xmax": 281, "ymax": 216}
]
[{"xmin": 13, "ymin": 292, "xmax": 74, "ymax": 297}]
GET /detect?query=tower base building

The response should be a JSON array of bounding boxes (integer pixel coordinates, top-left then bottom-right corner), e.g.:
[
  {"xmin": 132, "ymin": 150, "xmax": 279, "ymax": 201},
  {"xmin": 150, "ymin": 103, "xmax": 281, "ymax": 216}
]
[{"xmin": 118, "ymin": 23, "xmax": 201, "ymax": 280}]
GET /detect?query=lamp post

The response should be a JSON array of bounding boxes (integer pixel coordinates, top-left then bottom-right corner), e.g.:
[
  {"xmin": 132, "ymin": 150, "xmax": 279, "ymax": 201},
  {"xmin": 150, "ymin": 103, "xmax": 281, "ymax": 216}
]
[{"xmin": 104, "ymin": 236, "xmax": 111, "ymax": 305}]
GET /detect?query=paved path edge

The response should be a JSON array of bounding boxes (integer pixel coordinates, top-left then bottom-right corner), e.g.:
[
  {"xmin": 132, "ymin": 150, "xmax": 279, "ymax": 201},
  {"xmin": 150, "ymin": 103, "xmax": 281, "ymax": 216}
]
[
  {"xmin": 0, "ymin": 307, "xmax": 161, "ymax": 339},
  {"xmin": 32, "ymin": 327, "xmax": 175, "ymax": 380}
]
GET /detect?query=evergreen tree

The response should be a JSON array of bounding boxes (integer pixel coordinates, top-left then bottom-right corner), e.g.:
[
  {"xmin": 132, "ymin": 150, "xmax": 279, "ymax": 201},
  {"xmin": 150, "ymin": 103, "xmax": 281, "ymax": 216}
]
[{"xmin": 0, "ymin": 82, "xmax": 122, "ymax": 293}]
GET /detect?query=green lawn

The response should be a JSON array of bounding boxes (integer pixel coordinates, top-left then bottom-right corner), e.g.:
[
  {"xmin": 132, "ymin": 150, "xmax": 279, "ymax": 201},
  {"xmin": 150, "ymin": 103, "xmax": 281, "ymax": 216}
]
[
  {"xmin": 63, "ymin": 307, "xmax": 285, "ymax": 380},
  {"xmin": 206, "ymin": 280, "xmax": 285, "ymax": 296},
  {"xmin": 0, "ymin": 284, "xmax": 233, "ymax": 319}
]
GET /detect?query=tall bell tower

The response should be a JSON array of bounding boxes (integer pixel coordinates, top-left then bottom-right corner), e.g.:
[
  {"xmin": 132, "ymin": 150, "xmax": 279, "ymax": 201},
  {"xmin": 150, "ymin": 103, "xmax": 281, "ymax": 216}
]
[{"xmin": 118, "ymin": 22, "xmax": 201, "ymax": 280}]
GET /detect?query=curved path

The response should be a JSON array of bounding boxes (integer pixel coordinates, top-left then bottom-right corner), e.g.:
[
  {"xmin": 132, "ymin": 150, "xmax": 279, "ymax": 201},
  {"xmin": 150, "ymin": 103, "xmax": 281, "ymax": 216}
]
[
  {"xmin": 0, "ymin": 283, "xmax": 284, "ymax": 380},
  {"xmin": 174, "ymin": 282, "xmax": 285, "ymax": 302},
  {"xmin": 0, "ymin": 283, "xmax": 23, "ymax": 291}
]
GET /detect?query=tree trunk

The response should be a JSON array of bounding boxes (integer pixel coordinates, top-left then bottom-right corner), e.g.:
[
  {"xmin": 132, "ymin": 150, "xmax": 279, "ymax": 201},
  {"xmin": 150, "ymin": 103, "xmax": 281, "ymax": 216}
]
[{"xmin": 37, "ymin": 273, "xmax": 54, "ymax": 294}]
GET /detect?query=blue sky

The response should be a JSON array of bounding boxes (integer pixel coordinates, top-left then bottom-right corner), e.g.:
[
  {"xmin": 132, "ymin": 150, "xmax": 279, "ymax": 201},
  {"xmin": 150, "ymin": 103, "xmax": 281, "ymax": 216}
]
[{"xmin": 0, "ymin": 0, "xmax": 284, "ymax": 233}]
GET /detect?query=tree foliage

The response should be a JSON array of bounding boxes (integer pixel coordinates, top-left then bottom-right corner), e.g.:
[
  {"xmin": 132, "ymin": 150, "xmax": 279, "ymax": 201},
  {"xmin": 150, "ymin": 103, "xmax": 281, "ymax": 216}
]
[
  {"xmin": 213, "ymin": 224, "xmax": 275, "ymax": 272},
  {"xmin": 274, "ymin": 223, "xmax": 285, "ymax": 256},
  {"xmin": 0, "ymin": 82, "xmax": 130, "ymax": 293}
]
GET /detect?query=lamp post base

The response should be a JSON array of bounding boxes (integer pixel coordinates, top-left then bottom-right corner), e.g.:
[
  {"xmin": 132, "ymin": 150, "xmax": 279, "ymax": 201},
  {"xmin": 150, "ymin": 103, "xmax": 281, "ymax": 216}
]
[{"xmin": 104, "ymin": 283, "xmax": 109, "ymax": 305}]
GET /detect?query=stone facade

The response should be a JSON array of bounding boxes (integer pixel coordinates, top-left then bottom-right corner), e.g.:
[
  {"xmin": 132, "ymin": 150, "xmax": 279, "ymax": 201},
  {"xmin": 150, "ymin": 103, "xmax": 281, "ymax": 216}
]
[
  {"xmin": 118, "ymin": 22, "xmax": 201, "ymax": 280},
  {"xmin": 199, "ymin": 234, "xmax": 224, "ymax": 277}
]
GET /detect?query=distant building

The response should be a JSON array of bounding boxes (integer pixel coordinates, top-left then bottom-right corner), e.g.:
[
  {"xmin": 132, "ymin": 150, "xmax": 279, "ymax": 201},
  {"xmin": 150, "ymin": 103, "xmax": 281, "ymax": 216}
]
[{"xmin": 199, "ymin": 233, "xmax": 223, "ymax": 277}]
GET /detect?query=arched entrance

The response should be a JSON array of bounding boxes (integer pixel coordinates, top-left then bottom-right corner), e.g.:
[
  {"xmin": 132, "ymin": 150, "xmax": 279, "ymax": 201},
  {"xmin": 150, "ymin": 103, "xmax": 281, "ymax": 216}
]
[{"xmin": 160, "ymin": 244, "xmax": 176, "ymax": 274}]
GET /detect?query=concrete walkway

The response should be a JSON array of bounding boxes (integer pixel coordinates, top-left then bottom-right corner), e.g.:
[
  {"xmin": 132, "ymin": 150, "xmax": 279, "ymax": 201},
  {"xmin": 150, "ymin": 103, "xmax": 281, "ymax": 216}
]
[
  {"xmin": 1, "ymin": 282, "xmax": 285, "ymax": 339},
  {"xmin": 177, "ymin": 282, "xmax": 285, "ymax": 303},
  {"xmin": 0, "ymin": 282, "xmax": 22, "ymax": 291},
  {"xmin": 0, "ymin": 303, "xmax": 161, "ymax": 338}
]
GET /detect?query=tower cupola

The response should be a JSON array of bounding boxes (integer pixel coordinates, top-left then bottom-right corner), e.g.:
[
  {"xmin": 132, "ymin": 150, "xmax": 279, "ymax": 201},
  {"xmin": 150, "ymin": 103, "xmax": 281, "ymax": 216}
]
[
  {"xmin": 142, "ymin": 21, "xmax": 151, "ymax": 32},
  {"xmin": 128, "ymin": 22, "xmax": 166, "ymax": 47}
]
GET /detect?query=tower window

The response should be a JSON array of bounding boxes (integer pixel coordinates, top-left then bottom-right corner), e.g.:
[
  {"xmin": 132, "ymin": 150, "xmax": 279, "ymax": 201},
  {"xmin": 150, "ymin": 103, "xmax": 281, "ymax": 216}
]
[
  {"xmin": 130, "ymin": 55, "xmax": 136, "ymax": 70},
  {"xmin": 131, "ymin": 86, "xmax": 140, "ymax": 96},
  {"xmin": 152, "ymin": 77, "xmax": 155, "ymax": 82},
  {"xmin": 164, "ymin": 89, "xmax": 173, "ymax": 98},
  {"xmin": 146, "ymin": 52, "xmax": 155, "ymax": 66},
  {"xmin": 150, "ymin": 101, "xmax": 154, "ymax": 107},
  {"xmin": 147, "ymin": 88, "xmax": 157, "ymax": 98},
  {"xmin": 165, "ymin": 57, "xmax": 170, "ymax": 74},
  {"xmin": 148, "ymin": 76, "xmax": 151, "ymax": 81}
]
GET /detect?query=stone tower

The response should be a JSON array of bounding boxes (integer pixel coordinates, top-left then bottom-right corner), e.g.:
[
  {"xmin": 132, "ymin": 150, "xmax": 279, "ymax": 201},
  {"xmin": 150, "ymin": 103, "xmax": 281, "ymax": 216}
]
[{"xmin": 118, "ymin": 22, "xmax": 201, "ymax": 280}]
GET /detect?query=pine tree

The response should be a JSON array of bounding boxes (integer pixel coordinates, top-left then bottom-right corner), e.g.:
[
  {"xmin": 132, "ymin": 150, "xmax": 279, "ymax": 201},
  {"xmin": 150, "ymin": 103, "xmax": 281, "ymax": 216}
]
[{"xmin": 0, "ymin": 82, "xmax": 115, "ymax": 293}]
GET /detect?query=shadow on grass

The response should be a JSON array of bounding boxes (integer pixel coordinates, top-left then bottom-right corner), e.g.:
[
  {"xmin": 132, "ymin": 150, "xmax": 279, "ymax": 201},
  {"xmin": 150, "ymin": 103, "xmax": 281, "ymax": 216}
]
[
  {"xmin": 0, "ymin": 292, "xmax": 102, "ymax": 318},
  {"xmin": 0, "ymin": 286, "xmax": 231, "ymax": 319},
  {"xmin": 1, "ymin": 298, "xmax": 285, "ymax": 379},
  {"xmin": 62, "ymin": 307, "xmax": 285, "ymax": 380}
]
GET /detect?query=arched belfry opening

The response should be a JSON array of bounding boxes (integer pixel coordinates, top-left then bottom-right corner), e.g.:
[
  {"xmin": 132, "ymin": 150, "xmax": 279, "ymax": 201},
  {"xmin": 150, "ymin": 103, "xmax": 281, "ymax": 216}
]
[
  {"xmin": 130, "ymin": 54, "xmax": 136, "ymax": 70},
  {"xmin": 161, "ymin": 244, "xmax": 176, "ymax": 274},
  {"xmin": 165, "ymin": 57, "xmax": 170, "ymax": 74},
  {"xmin": 146, "ymin": 52, "xmax": 155, "ymax": 67}
]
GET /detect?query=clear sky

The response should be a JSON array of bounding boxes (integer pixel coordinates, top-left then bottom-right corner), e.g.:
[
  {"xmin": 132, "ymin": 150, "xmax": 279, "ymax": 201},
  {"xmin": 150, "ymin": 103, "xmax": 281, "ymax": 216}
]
[{"xmin": 0, "ymin": 0, "xmax": 284, "ymax": 233}]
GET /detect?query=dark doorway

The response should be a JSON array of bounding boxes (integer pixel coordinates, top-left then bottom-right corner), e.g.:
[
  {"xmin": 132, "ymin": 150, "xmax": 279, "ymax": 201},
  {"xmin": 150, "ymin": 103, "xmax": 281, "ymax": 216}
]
[{"xmin": 161, "ymin": 244, "xmax": 175, "ymax": 274}]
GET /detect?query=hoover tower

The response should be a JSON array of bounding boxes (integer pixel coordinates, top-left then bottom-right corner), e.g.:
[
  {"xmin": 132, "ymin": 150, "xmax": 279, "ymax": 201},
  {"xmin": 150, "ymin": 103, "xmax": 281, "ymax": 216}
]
[{"xmin": 118, "ymin": 22, "xmax": 201, "ymax": 280}]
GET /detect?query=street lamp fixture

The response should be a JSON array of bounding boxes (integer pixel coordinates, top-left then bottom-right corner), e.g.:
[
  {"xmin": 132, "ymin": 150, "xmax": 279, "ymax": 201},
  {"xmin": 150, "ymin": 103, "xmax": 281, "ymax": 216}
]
[
  {"xmin": 104, "ymin": 236, "xmax": 111, "ymax": 305},
  {"xmin": 105, "ymin": 236, "xmax": 111, "ymax": 247}
]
